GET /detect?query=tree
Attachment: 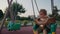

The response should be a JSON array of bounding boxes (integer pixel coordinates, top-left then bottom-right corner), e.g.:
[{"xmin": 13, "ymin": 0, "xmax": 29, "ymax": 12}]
[
  {"xmin": 11, "ymin": 2, "xmax": 25, "ymax": 19},
  {"xmin": 0, "ymin": 9, "xmax": 4, "ymax": 20},
  {"xmin": 49, "ymin": 6, "xmax": 60, "ymax": 21},
  {"xmin": 5, "ymin": 2, "xmax": 26, "ymax": 20}
]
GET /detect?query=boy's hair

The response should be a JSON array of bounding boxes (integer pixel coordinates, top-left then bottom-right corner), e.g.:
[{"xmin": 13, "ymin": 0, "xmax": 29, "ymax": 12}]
[{"xmin": 39, "ymin": 9, "xmax": 47, "ymax": 15}]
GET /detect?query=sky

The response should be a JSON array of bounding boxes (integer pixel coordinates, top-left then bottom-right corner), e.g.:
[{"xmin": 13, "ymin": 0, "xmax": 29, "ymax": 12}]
[{"xmin": 0, "ymin": 0, "xmax": 60, "ymax": 17}]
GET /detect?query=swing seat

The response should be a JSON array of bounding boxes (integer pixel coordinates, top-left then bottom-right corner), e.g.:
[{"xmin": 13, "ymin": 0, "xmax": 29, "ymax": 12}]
[
  {"xmin": 13, "ymin": 23, "xmax": 21, "ymax": 31},
  {"xmin": 48, "ymin": 23, "xmax": 57, "ymax": 34},
  {"xmin": 7, "ymin": 21, "xmax": 21, "ymax": 31},
  {"xmin": 38, "ymin": 23, "xmax": 57, "ymax": 34},
  {"xmin": 7, "ymin": 21, "xmax": 14, "ymax": 31}
]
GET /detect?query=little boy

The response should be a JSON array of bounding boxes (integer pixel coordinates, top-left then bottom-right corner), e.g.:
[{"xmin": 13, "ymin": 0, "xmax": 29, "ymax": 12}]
[{"xmin": 33, "ymin": 9, "xmax": 55, "ymax": 34}]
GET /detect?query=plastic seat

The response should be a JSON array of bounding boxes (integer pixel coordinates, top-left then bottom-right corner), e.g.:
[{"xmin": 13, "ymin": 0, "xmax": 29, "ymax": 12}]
[
  {"xmin": 38, "ymin": 23, "xmax": 57, "ymax": 34},
  {"xmin": 13, "ymin": 23, "xmax": 21, "ymax": 31},
  {"xmin": 48, "ymin": 23, "xmax": 57, "ymax": 34},
  {"xmin": 7, "ymin": 21, "xmax": 21, "ymax": 31},
  {"xmin": 7, "ymin": 21, "xmax": 14, "ymax": 31}
]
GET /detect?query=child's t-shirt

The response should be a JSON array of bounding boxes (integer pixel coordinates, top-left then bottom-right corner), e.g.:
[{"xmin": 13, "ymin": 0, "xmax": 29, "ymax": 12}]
[{"xmin": 37, "ymin": 16, "xmax": 49, "ymax": 25}]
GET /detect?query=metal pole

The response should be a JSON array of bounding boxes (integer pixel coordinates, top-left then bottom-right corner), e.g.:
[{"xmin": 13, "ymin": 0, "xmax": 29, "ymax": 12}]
[
  {"xmin": 0, "ymin": 0, "xmax": 13, "ymax": 34},
  {"xmin": 0, "ymin": 11, "xmax": 8, "ymax": 34},
  {"xmin": 34, "ymin": 0, "xmax": 39, "ymax": 13},
  {"xmin": 31, "ymin": 0, "xmax": 36, "ymax": 18},
  {"xmin": 51, "ymin": 0, "xmax": 54, "ymax": 15}
]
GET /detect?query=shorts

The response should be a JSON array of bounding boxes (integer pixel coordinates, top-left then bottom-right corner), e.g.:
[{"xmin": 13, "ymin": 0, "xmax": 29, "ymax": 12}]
[{"xmin": 33, "ymin": 24, "xmax": 50, "ymax": 32}]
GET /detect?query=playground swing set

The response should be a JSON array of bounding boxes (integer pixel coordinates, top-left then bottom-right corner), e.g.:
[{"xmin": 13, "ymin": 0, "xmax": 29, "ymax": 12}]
[
  {"xmin": 0, "ymin": 0, "xmax": 59, "ymax": 34},
  {"xmin": 31, "ymin": 0, "xmax": 57, "ymax": 34}
]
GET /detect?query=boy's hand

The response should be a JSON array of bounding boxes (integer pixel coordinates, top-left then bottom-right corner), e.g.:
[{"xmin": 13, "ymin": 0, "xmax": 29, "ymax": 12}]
[{"xmin": 39, "ymin": 25, "xmax": 44, "ymax": 29}]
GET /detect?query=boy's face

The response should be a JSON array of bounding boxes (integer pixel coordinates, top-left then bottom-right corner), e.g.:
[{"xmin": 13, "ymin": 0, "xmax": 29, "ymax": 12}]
[{"xmin": 39, "ymin": 11, "xmax": 46, "ymax": 17}]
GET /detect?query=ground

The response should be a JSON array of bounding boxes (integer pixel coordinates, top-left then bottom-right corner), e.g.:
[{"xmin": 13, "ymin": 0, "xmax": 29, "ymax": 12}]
[{"xmin": 1, "ymin": 26, "xmax": 60, "ymax": 34}]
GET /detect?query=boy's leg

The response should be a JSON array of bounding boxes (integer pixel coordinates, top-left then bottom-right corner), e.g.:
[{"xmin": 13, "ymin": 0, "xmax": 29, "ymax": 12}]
[
  {"xmin": 33, "ymin": 30, "xmax": 38, "ymax": 34},
  {"xmin": 43, "ymin": 29, "xmax": 47, "ymax": 34},
  {"xmin": 33, "ymin": 24, "xmax": 39, "ymax": 34}
]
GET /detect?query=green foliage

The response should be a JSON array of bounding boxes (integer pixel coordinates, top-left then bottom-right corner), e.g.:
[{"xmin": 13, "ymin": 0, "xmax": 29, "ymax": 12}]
[
  {"xmin": 7, "ymin": 16, "xmax": 21, "ymax": 21},
  {"xmin": 16, "ymin": 16, "xmax": 20, "ymax": 20},
  {"xmin": 18, "ymin": 17, "xmax": 33, "ymax": 21},
  {"xmin": 0, "ymin": 9, "xmax": 4, "ymax": 20},
  {"xmin": 5, "ymin": 2, "xmax": 26, "ymax": 20},
  {"xmin": 49, "ymin": 14, "xmax": 60, "ymax": 21},
  {"xmin": 11, "ymin": 2, "xmax": 25, "ymax": 15},
  {"xmin": 23, "ymin": 20, "xmax": 28, "ymax": 26},
  {"xmin": 56, "ymin": 16, "xmax": 60, "ymax": 21},
  {"xmin": 7, "ymin": 18, "xmax": 11, "ymax": 21},
  {"xmin": 5, "ymin": 21, "xmax": 9, "ymax": 27}
]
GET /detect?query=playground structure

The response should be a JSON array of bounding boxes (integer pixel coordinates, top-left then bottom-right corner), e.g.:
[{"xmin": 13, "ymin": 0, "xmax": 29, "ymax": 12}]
[
  {"xmin": 0, "ymin": 0, "xmax": 60, "ymax": 34},
  {"xmin": 0, "ymin": 0, "xmax": 21, "ymax": 32}
]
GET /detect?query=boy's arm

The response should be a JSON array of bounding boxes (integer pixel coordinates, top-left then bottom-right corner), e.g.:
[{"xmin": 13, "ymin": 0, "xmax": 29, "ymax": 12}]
[
  {"xmin": 35, "ymin": 19, "xmax": 43, "ymax": 25},
  {"xmin": 35, "ymin": 19, "xmax": 46, "ymax": 25},
  {"xmin": 34, "ymin": 17, "xmax": 56, "ymax": 25},
  {"xmin": 47, "ymin": 17, "xmax": 56, "ymax": 24},
  {"xmin": 42, "ymin": 17, "xmax": 56, "ymax": 25},
  {"xmin": 35, "ymin": 19, "xmax": 40, "ymax": 25},
  {"xmin": 39, "ymin": 17, "xmax": 56, "ymax": 25}
]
